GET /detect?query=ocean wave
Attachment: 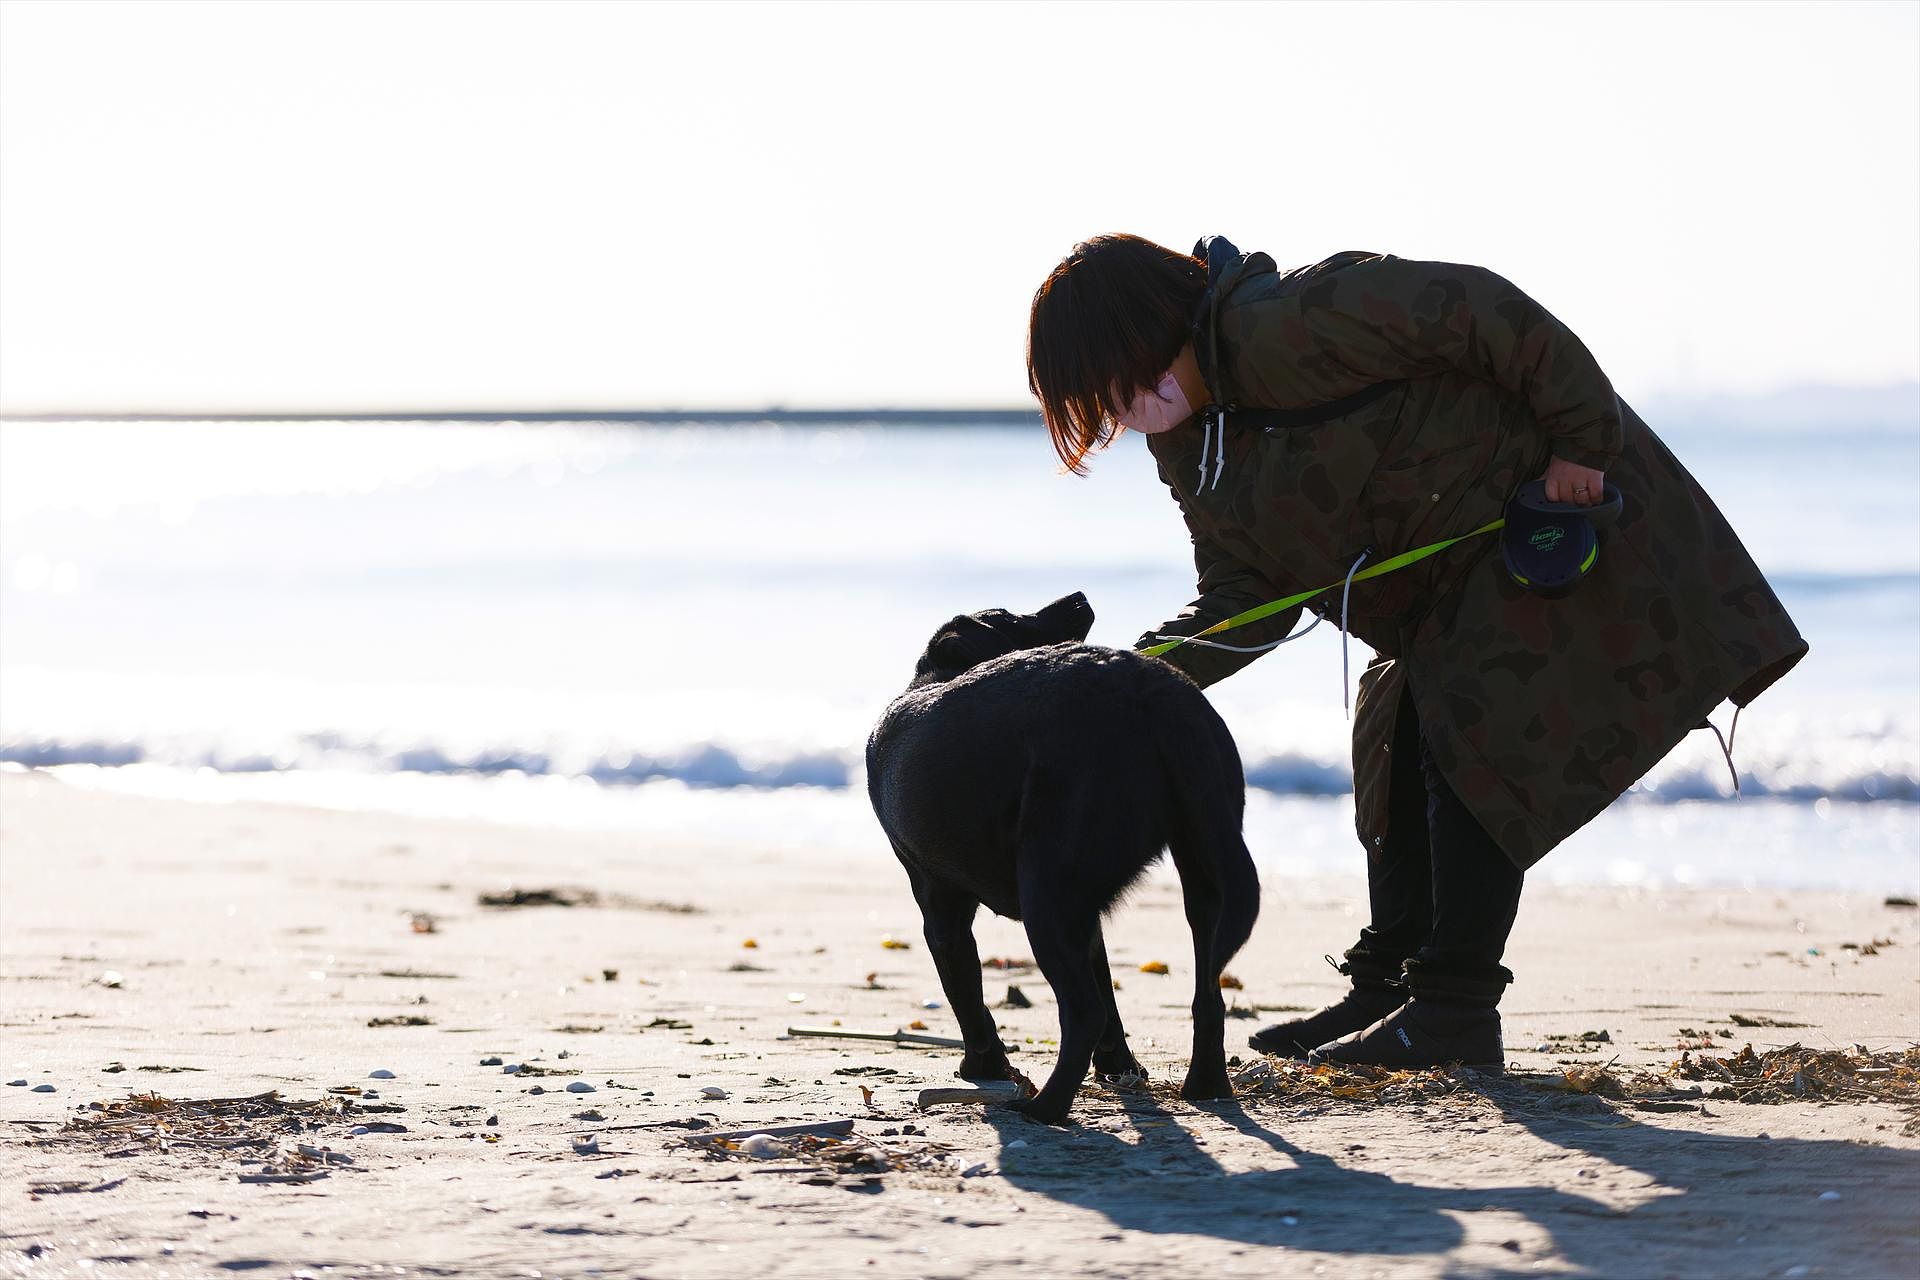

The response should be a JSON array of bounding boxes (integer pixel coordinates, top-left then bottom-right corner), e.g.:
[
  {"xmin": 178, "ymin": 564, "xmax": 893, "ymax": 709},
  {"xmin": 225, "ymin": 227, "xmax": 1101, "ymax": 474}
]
[{"xmin": 5, "ymin": 732, "xmax": 1914, "ymax": 805}]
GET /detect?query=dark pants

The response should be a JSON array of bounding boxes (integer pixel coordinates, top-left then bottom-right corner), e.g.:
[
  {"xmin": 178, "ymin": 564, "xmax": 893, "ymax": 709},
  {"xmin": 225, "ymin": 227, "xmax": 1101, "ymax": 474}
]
[{"xmin": 1347, "ymin": 684, "xmax": 1523, "ymax": 1007}]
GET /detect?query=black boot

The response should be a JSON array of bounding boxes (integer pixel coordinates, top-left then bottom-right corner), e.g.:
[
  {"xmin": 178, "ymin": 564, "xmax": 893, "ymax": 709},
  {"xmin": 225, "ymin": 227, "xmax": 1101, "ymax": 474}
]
[
  {"xmin": 1248, "ymin": 956, "xmax": 1405, "ymax": 1059},
  {"xmin": 1305, "ymin": 964, "xmax": 1509, "ymax": 1069}
]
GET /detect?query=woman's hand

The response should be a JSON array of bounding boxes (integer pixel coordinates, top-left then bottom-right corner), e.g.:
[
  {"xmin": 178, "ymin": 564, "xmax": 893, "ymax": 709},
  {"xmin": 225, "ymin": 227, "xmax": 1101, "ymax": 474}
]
[{"xmin": 1539, "ymin": 455, "xmax": 1606, "ymax": 506}]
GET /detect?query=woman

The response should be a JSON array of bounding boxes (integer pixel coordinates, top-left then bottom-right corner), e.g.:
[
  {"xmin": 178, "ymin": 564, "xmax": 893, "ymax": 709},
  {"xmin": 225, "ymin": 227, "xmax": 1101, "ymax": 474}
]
[{"xmin": 1024, "ymin": 234, "xmax": 1807, "ymax": 1068}]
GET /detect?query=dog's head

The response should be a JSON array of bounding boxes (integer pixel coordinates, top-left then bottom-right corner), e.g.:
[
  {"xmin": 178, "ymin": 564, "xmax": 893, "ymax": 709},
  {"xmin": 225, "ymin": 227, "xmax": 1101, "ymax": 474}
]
[{"xmin": 912, "ymin": 592, "xmax": 1096, "ymax": 684}]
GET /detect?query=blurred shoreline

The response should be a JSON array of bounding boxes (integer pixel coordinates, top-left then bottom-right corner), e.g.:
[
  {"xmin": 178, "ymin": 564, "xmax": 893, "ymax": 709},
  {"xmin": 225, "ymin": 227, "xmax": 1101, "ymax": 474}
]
[{"xmin": 1, "ymin": 378, "xmax": 1913, "ymax": 427}]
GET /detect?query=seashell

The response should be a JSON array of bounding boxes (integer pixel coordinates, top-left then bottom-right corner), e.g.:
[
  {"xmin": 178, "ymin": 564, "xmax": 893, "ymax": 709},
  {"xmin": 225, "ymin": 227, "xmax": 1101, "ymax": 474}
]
[
  {"xmin": 368, "ymin": 1069, "xmax": 396, "ymax": 1080},
  {"xmin": 700, "ymin": 1086, "xmax": 730, "ymax": 1100},
  {"xmin": 566, "ymin": 1081, "xmax": 595, "ymax": 1093},
  {"xmin": 738, "ymin": 1134, "xmax": 786, "ymax": 1159}
]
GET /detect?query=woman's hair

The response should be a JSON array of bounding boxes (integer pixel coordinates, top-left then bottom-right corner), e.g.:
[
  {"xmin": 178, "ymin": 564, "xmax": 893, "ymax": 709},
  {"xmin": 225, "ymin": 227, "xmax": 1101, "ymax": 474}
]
[{"xmin": 1026, "ymin": 233, "xmax": 1206, "ymax": 474}]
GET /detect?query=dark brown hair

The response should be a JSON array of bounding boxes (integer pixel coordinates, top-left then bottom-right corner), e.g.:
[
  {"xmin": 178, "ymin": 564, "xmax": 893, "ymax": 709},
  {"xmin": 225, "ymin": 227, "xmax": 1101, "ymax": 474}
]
[{"xmin": 1026, "ymin": 234, "xmax": 1206, "ymax": 474}]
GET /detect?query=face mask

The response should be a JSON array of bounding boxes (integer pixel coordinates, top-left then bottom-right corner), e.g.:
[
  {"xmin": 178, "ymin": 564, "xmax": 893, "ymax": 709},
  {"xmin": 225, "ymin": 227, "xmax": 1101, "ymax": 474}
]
[{"xmin": 1114, "ymin": 370, "xmax": 1192, "ymax": 435}]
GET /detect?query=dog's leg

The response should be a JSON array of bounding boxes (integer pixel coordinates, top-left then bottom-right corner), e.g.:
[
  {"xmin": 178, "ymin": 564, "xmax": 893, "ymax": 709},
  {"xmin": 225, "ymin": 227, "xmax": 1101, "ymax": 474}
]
[
  {"xmin": 1171, "ymin": 835, "xmax": 1260, "ymax": 1102},
  {"xmin": 1088, "ymin": 922, "xmax": 1146, "ymax": 1080},
  {"xmin": 1177, "ymin": 872, "xmax": 1232, "ymax": 1101},
  {"xmin": 1008, "ymin": 868, "xmax": 1105, "ymax": 1126},
  {"xmin": 910, "ymin": 875, "xmax": 1012, "ymax": 1081}
]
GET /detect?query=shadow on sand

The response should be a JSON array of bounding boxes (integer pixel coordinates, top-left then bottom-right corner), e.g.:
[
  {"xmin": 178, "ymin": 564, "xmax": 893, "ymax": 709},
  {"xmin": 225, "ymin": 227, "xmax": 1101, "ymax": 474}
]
[{"xmin": 985, "ymin": 1074, "xmax": 1920, "ymax": 1276}]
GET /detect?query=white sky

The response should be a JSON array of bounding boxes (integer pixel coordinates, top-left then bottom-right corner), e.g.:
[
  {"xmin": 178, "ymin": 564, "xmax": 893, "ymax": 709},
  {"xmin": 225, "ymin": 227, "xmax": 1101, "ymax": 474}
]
[{"xmin": 1, "ymin": 0, "xmax": 1915, "ymax": 413}]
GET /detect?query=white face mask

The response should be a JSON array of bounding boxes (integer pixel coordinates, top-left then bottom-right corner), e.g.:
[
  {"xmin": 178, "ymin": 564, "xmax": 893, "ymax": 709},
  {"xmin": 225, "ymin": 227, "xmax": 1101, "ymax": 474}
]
[{"xmin": 1114, "ymin": 370, "xmax": 1192, "ymax": 435}]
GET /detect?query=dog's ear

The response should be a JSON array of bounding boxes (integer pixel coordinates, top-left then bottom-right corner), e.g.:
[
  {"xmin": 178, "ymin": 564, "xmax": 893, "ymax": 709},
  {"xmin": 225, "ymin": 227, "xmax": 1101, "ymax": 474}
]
[{"xmin": 928, "ymin": 616, "xmax": 992, "ymax": 671}]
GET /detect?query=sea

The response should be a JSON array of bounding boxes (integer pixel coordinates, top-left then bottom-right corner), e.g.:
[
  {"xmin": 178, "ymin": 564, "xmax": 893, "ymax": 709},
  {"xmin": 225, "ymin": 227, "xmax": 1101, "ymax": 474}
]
[{"xmin": 3, "ymin": 409, "xmax": 1915, "ymax": 894}]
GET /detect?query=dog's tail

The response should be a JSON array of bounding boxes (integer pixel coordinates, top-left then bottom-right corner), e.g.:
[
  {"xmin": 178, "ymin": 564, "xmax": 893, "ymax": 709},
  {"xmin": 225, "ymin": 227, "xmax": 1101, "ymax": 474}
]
[{"xmin": 1157, "ymin": 690, "xmax": 1260, "ymax": 965}]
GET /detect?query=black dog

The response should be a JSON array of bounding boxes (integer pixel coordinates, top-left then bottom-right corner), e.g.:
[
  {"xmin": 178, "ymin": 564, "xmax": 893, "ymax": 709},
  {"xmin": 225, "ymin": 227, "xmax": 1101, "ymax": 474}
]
[{"xmin": 865, "ymin": 592, "xmax": 1259, "ymax": 1124}]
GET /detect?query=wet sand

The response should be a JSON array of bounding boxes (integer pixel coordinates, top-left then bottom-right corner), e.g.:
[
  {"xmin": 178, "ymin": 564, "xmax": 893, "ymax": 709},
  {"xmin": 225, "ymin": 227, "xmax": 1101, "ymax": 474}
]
[{"xmin": 2, "ymin": 767, "xmax": 1916, "ymax": 1278}]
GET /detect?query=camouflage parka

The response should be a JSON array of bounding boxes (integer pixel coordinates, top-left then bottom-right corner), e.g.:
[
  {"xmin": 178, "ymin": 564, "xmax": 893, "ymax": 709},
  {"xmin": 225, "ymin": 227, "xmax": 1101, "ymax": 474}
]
[{"xmin": 1136, "ymin": 239, "xmax": 1808, "ymax": 869}]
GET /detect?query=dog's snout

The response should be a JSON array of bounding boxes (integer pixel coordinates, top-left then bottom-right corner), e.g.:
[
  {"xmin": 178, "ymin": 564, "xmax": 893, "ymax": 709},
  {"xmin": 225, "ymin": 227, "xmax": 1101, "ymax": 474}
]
[{"xmin": 1042, "ymin": 591, "xmax": 1093, "ymax": 620}]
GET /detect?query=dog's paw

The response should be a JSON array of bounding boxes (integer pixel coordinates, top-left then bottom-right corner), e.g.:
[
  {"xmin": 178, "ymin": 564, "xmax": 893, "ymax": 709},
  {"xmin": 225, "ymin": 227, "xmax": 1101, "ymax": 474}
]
[
  {"xmin": 1179, "ymin": 1067, "xmax": 1234, "ymax": 1102},
  {"xmin": 957, "ymin": 1052, "xmax": 1017, "ymax": 1082}
]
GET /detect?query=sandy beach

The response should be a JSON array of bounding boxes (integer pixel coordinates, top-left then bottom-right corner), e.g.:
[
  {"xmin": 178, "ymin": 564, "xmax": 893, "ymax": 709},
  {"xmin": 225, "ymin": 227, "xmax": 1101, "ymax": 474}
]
[{"xmin": 2, "ymin": 766, "xmax": 1916, "ymax": 1279}]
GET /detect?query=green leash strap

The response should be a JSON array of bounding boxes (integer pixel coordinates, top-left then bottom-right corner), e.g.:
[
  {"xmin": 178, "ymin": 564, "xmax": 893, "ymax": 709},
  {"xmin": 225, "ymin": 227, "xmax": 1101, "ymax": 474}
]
[{"xmin": 1136, "ymin": 517, "xmax": 1507, "ymax": 658}]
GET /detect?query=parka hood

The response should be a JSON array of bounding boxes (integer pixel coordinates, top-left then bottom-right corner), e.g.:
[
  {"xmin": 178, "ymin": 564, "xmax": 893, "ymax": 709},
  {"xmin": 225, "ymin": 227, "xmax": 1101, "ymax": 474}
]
[{"xmin": 1188, "ymin": 236, "xmax": 1277, "ymax": 407}]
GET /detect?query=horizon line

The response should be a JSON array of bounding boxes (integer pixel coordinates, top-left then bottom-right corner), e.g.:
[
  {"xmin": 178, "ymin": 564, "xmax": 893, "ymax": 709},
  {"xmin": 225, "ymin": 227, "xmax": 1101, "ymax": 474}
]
[{"xmin": 0, "ymin": 406, "xmax": 1048, "ymax": 425}]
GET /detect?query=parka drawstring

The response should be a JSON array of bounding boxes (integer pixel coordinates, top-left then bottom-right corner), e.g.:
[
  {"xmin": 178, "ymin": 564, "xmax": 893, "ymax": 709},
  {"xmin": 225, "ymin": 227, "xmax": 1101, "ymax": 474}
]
[
  {"xmin": 1339, "ymin": 548, "xmax": 1373, "ymax": 719},
  {"xmin": 1196, "ymin": 408, "xmax": 1227, "ymax": 492},
  {"xmin": 1210, "ymin": 410, "xmax": 1226, "ymax": 491}
]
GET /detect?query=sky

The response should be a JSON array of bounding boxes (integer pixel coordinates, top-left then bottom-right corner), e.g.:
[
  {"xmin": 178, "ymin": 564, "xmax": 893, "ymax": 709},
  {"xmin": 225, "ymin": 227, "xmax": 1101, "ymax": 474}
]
[{"xmin": 1, "ymin": 0, "xmax": 1916, "ymax": 414}]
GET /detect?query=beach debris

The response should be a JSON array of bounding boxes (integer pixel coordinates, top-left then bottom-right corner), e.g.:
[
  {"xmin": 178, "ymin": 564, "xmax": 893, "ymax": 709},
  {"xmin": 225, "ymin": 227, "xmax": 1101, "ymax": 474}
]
[
  {"xmin": 6, "ymin": 1079, "xmax": 26, "ymax": 1087},
  {"xmin": 572, "ymin": 1135, "xmax": 601, "ymax": 1155},
  {"xmin": 701, "ymin": 1086, "xmax": 731, "ymax": 1100},
  {"xmin": 480, "ymin": 1056, "xmax": 503, "ymax": 1066},
  {"xmin": 645, "ymin": 1017, "xmax": 694, "ymax": 1030},
  {"xmin": 603, "ymin": 968, "xmax": 620, "ymax": 981},
  {"xmin": 788, "ymin": 1024, "xmax": 969, "ymax": 1049},
  {"xmin": 409, "ymin": 913, "xmax": 437, "ymax": 934},
  {"xmin": 859, "ymin": 1085, "xmax": 875, "ymax": 1106},
  {"xmin": 1001, "ymin": 985, "xmax": 1033, "ymax": 1009},
  {"xmin": 55, "ymin": 1090, "xmax": 384, "ymax": 1167},
  {"xmin": 27, "ymin": 1178, "xmax": 124, "ymax": 1196},
  {"xmin": 881, "ymin": 936, "xmax": 912, "ymax": 950},
  {"xmin": 479, "ymin": 886, "xmax": 598, "ymax": 909},
  {"xmin": 1139, "ymin": 961, "xmax": 1170, "ymax": 975},
  {"xmin": 566, "ymin": 1081, "xmax": 597, "ymax": 1094},
  {"xmin": 742, "ymin": 938, "xmax": 760, "ymax": 949},
  {"xmin": 683, "ymin": 1118, "xmax": 955, "ymax": 1188},
  {"xmin": 982, "ymin": 956, "xmax": 1035, "ymax": 972},
  {"xmin": 572, "ymin": 1109, "xmax": 603, "ymax": 1121},
  {"xmin": 503, "ymin": 1062, "xmax": 524, "ymax": 1074},
  {"xmin": 917, "ymin": 1078, "xmax": 1034, "ymax": 1110},
  {"xmin": 239, "ymin": 1170, "xmax": 329, "ymax": 1185},
  {"xmin": 30, "ymin": 1083, "xmax": 55, "ymax": 1093},
  {"xmin": 729, "ymin": 961, "xmax": 769, "ymax": 973},
  {"xmin": 367, "ymin": 1016, "xmax": 432, "ymax": 1028},
  {"xmin": 378, "ymin": 968, "xmax": 457, "ymax": 980},
  {"xmin": 296, "ymin": 1143, "xmax": 352, "ymax": 1165},
  {"xmin": 96, "ymin": 971, "xmax": 124, "ymax": 989},
  {"xmin": 1728, "ymin": 1013, "xmax": 1811, "ymax": 1029},
  {"xmin": 1884, "ymin": 896, "xmax": 1916, "ymax": 908},
  {"xmin": 1231, "ymin": 1057, "xmax": 1486, "ymax": 1107},
  {"xmin": 907, "ymin": 1020, "xmax": 929, "ymax": 1031},
  {"xmin": 1219, "ymin": 973, "xmax": 1244, "ymax": 990},
  {"xmin": 787, "ymin": 992, "xmax": 808, "ymax": 1003},
  {"xmin": 103, "ymin": 1062, "xmax": 126, "ymax": 1074},
  {"xmin": 833, "ymin": 1066, "xmax": 899, "ymax": 1077},
  {"xmin": 921, "ymin": 999, "xmax": 942, "ymax": 1010},
  {"xmin": 1818, "ymin": 1189, "xmax": 1841, "ymax": 1201},
  {"xmin": 1670, "ymin": 1042, "xmax": 1920, "ymax": 1107},
  {"xmin": 368, "ymin": 1069, "xmax": 395, "ymax": 1080}
]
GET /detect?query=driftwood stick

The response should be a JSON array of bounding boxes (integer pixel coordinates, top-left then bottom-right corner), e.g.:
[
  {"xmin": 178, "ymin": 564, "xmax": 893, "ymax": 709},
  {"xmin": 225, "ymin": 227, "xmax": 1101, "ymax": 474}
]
[
  {"xmin": 787, "ymin": 1025, "xmax": 966, "ymax": 1049},
  {"xmin": 685, "ymin": 1119, "xmax": 857, "ymax": 1145},
  {"xmin": 916, "ymin": 1082, "xmax": 1025, "ymax": 1109}
]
